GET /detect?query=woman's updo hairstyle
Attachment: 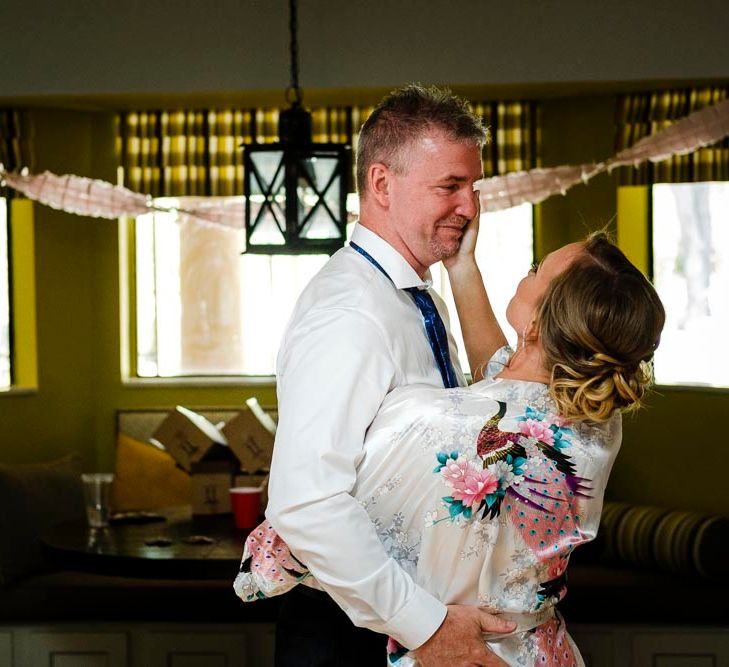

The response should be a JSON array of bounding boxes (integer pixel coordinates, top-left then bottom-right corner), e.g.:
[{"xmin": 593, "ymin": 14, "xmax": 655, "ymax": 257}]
[{"xmin": 537, "ymin": 232, "xmax": 665, "ymax": 423}]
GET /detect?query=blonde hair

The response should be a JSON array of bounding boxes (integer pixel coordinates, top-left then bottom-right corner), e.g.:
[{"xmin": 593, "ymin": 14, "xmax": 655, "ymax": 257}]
[{"xmin": 537, "ymin": 232, "xmax": 665, "ymax": 423}]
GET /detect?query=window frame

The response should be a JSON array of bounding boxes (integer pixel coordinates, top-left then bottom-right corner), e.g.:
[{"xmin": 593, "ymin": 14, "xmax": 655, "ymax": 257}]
[
  {"xmin": 0, "ymin": 198, "xmax": 38, "ymax": 396},
  {"xmin": 119, "ymin": 214, "xmax": 277, "ymax": 387},
  {"xmin": 0, "ymin": 196, "xmax": 11, "ymax": 388},
  {"xmin": 617, "ymin": 184, "xmax": 729, "ymax": 394}
]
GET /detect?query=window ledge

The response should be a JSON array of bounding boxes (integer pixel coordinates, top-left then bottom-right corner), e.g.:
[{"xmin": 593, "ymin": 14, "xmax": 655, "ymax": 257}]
[
  {"xmin": 0, "ymin": 385, "xmax": 39, "ymax": 397},
  {"xmin": 654, "ymin": 383, "xmax": 729, "ymax": 395},
  {"xmin": 122, "ymin": 375, "xmax": 276, "ymax": 388}
]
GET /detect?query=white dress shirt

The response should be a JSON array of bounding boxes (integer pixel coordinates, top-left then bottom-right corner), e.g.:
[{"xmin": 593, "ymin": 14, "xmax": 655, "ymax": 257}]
[{"xmin": 266, "ymin": 223, "xmax": 465, "ymax": 649}]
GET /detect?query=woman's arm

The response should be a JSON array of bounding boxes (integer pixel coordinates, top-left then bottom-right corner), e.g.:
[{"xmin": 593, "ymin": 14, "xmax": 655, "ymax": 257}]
[{"xmin": 443, "ymin": 201, "xmax": 507, "ymax": 381}]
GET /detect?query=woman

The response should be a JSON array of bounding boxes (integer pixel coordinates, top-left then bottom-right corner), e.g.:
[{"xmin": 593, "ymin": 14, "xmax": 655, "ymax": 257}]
[{"xmin": 234, "ymin": 224, "xmax": 665, "ymax": 666}]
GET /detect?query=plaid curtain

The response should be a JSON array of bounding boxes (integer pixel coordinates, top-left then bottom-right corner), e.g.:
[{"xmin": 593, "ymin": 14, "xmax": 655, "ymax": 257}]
[
  {"xmin": 0, "ymin": 109, "xmax": 32, "ymax": 197},
  {"xmin": 615, "ymin": 87, "xmax": 729, "ymax": 185},
  {"xmin": 473, "ymin": 101, "xmax": 541, "ymax": 177},
  {"xmin": 118, "ymin": 101, "xmax": 540, "ymax": 196},
  {"xmin": 118, "ymin": 109, "xmax": 273, "ymax": 197}
]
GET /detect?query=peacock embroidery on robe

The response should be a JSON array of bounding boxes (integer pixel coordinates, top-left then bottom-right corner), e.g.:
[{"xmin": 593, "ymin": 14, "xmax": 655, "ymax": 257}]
[{"xmin": 433, "ymin": 402, "xmax": 594, "ymax": 609}]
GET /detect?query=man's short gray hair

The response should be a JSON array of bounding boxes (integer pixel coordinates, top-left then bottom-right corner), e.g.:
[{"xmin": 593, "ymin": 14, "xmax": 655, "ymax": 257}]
[{"xmin": 356, "ymin": 84, "xmax": 488, "ymax": 196}]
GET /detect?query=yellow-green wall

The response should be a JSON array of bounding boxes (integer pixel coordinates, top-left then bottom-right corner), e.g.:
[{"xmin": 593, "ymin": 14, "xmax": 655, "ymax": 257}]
[
  {"xmin": 0, "ymin": 109, "xmax": 276, "ymax": 471},
  {"xmin": 537, "ymin": 94, "xmax": 620, "ymax": 256},
  {"xmin": 1, "ymin": 97, "xmax": 727, "ymax": 515}
]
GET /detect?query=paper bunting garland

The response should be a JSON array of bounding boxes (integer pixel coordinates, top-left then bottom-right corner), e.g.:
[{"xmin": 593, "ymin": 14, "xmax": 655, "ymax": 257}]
[
  {"xmin": 0, "ymin": 167, "xmax": 248, "ymax": 229},
  {"xmin": 607, "ymin": 98, "xmax": 729, "ymax": 168},
  {"xmin": 474, "ymin": 97, "xmax": 729, "ymax": 212},
  {"xmin": 1, "ymin": 169, "xmax": 151, "ymax": 219},
  {"xmin": 476, "ymin": 163, "xmax": 604, "ymax": 212},
  {"xmin": 2, "ymin": 97, "xmax": 729, "ymax": 224}
]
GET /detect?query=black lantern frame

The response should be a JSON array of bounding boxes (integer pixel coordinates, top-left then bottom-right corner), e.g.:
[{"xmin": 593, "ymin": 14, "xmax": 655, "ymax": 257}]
[
  {"xmin": 242, "ymin": 0, "xmax": 352, "ymax": 255},
  {"xmin": 243, "ymin": 141, "xmax": 351, "ymax": 255}
]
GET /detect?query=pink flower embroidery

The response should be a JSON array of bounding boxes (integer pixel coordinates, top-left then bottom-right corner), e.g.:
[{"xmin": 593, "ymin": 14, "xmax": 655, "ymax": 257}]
[
  {"xmin": 546, "ymin": 414, "xmax": 572, "ymax": 428},
  {"xmin": 443, "ymin": 458, "xmax": 498, "ymax": 507},
  {"xmin": 441, "ymin": 458, "xmax": 469, "ymax": 484},
  {"xmin": 519, "ymin": 418, "xmax": 554, "ymax": 445}
]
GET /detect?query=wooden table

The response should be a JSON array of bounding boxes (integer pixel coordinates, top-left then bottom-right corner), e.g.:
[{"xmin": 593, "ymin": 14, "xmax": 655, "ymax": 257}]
[{"xmin": 41, "ymin": 506, "xmax": 250, "ymax": 580}]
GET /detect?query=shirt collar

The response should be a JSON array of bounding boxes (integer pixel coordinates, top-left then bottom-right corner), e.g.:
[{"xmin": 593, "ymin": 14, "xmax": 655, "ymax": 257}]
[{"xmin": 350, "ymin": 223, "xmax": 432, "ymax": 290}]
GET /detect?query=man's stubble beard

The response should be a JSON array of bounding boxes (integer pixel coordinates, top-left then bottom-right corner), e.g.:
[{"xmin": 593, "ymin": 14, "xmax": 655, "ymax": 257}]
[
  {"xmin": 430, "ymin": 215, "xmax": 469, "ymax": 262},
  {"xmin": 430, "ymin": 238, "xmax": 459, "ymax": 262}
]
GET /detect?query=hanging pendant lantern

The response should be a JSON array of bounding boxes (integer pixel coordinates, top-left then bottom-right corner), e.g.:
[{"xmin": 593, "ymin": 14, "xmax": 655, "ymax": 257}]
[{"xmin": 242, "ymin": 0, "xmax": 351, "ymax": 254}]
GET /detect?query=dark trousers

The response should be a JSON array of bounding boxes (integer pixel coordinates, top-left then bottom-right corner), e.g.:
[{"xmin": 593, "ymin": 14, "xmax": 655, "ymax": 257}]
[{"xmin": 275, "ymin": 585, "xmax": 389, "ymax": 666}]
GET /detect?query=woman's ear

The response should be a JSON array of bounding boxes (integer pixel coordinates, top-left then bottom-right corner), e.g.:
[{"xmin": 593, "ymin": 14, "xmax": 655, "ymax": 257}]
[{"xmin": 368, "ymin": 163, "xmax": 390, "ymax": 208}]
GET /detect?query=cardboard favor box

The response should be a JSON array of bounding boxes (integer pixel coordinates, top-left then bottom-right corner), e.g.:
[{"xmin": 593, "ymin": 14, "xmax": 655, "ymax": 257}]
[
  {"xmin": 191, "ymin": 461, "xmax": 236, "ymax": 515},
  {"xmin": 223, "ymin": 398, "xmax": 276, "ymax": 473},
  {"xmin": 151, "ymin": 406, "xmax": 228, "ymax": 473}
]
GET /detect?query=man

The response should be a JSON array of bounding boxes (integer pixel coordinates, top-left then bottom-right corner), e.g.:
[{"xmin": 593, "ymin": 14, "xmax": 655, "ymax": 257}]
[{"xmin": 267, "ymin": 85, "xmax": 514, "ymax": 666}]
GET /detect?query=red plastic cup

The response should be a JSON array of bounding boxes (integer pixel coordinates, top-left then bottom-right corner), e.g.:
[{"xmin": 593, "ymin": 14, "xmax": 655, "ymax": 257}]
[{"xmin": 230, "ymin": 487, "xmax": 263, "ymax": 530}]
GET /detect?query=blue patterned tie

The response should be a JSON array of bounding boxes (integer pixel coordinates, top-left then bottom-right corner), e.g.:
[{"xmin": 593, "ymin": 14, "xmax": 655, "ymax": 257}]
[
  {"xmin": 350, "ymin": 242, "xmax": 459, "ymax": 389},
  {"xmin": 404, "ymin": 287, "xmax": 459, "ymax": 389}
]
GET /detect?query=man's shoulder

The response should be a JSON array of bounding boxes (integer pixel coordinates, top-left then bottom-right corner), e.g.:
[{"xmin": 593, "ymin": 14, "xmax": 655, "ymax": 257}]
[{"xmin": 299, "ymin": 247, "xmax": 394, "ymax": 312}]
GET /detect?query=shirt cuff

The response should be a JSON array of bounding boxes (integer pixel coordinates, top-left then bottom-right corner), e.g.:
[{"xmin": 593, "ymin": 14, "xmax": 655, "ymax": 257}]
[{"xmin": 384, "ymin": 587, "xmax": 447, "ymax": 650}]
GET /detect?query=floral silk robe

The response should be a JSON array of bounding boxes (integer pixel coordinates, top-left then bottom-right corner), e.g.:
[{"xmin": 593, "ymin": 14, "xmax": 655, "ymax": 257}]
[{"xmin": 235, "ymin": 347, "xmax": 622, "ymax": 666}]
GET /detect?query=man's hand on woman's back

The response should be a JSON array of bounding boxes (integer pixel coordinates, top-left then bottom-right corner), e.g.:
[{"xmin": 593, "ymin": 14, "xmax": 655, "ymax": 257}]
[{"xmin": 413, "ymin": 604, "xmax": 515, "ymax": 666}]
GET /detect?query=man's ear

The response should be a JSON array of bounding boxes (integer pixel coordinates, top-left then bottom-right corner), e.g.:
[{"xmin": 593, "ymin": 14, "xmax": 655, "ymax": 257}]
[{"xmin": 368, "ymin": 163, "xmax": 391, "ymax": 208}]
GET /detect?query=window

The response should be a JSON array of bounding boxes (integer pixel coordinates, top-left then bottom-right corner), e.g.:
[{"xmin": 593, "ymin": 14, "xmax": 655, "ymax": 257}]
[
  {"xmin": 652, "ymin": 182, "xmax": 729, "ymax": 387},
  {"xmin": 132, "ymin": 196, "xmax": 349, "ymax": 379},
  {"xmin": 130, "ymin": 197, "xmax": 532, "ymax": 379},
  {"xmin": 434, "ymin": 203, "xmax": 533, "ymax": 374},
  {"xmin": 0, "ymin": 197, "xmax": 10, "ymax": 388}
]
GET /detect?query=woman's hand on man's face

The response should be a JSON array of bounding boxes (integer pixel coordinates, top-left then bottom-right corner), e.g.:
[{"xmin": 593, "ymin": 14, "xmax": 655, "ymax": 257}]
[{"xmin": 442, "ymin": 192, "xmax": 480, "ymax": 272}]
